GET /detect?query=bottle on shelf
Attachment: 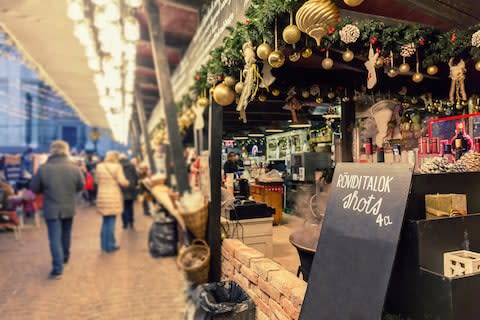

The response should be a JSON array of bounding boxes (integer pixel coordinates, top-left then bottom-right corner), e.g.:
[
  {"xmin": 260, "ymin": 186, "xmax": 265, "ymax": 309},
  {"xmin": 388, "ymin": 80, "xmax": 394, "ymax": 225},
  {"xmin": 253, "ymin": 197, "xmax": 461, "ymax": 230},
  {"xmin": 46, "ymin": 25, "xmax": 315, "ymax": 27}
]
[{"xmin": 450, "ymin": 122, "xmax": 472, "ymax": 160}]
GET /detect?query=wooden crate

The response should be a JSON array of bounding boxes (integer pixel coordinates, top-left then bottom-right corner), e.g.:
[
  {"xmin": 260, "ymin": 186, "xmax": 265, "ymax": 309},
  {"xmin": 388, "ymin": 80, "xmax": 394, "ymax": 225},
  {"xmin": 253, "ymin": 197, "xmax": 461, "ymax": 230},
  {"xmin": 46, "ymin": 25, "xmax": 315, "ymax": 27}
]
[
  {"xmin": 444, "ymin": 250, "xmax": 480, "ymax": 278},
  {"xmin": 425, "ymin": 194, "xmax": 467, "ymax": 218}
]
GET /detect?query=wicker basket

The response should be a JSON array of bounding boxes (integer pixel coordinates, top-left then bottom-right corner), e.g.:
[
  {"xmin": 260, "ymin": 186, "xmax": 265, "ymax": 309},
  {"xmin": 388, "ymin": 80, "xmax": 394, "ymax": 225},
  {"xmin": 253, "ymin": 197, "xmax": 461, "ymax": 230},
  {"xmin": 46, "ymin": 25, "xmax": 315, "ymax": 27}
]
[
  {"xmin": 177, "ymin": 239, "xmax": 210, "ymax": 285},
  {"xmin": 179, "ymin": 204, "xmax": 208, "ymax": 239}
]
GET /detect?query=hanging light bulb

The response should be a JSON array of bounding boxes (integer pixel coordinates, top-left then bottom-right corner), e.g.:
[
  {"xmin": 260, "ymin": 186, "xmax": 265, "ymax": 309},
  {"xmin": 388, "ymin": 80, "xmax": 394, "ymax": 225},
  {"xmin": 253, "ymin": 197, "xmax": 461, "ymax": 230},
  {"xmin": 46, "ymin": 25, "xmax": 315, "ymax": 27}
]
[
  {"xmin": 67, "ymin": 0, "xmax": 85, "ymax": 21},
  {"xmin": 105, "ymin": 1, "xmax": 121, "ymax": 21},
  {"xmin": 74, "ymin": 20, "xmax": 92, "ymax": 46},
  {"xmin": 126, "ymin": 0, "xmax": 143, "ymax": 8},
  {"xmin": 92, "ymin": 0, "xmax": 109, "ymax": 6},
  {"xmin": 94, "ymin": 6, "xmax": 108, "ymax": 29},
  {"xmin": 124, "ymin": 16, "xmax": 140, "ymax": 41}
]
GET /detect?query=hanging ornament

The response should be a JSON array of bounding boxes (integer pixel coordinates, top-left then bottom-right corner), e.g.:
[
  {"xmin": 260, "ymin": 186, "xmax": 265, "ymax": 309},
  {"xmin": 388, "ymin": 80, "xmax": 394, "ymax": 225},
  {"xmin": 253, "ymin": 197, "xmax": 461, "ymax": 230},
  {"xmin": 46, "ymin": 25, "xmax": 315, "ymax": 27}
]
[
  {"xmin": 302, "ymin": 48, "xmax": 313, "ymax": 58},
  {"xmin": 342, "ymin": 48, "xmax": 354, "ymax": 62},
  {"xmin": 327, "ymin": 90, "xmax": 336, "ymax": 99},
  {"xmin": 344, "ymin": 0, "xmax": 364, "ymax": 6},
  {"xmin": 258, "ymin": 93, "xmax": 267, "ymax": 102},
  {"xmin": 272, "ymin": 88, "xmax": 281, "ymax": 96},
  {"xmin": 224, "ymin": 76, "xmax": 236, "ymax": 87},
  {"xmin": 472, "ymin": 30, "xmax": 480, "ymax": 47},
  {"xmin": 237, "ymin": 41, "xmax": 263, "ymax": 122},
  {"xmin": 194, "ymin": 73, "xmax": 201, "ymax": 81},
  {"xmin": 235, "ymin": 70, "xmax": 244, "ymax": 94},
  {"xmin": 289, "ymin": 51, "xmax": 301, "ymax": 62},
  {"xmin": 302, "ymin": 90, "xmax": 310, "ymax": 98},
  {"xmin": 257, "ymin": 42, "xmax": 273, "ymax": 60},
  {"xmin": 283, "ymin": 12, "xmax": 302, "ymax": 45},
  {"xmin": 260, "ymin": 63, "xmax": 276, "ymax": 88},
  {"xmin": 400, "ymin": 43, "xmax": 416, "ymax": 58},
  {"xmin": 387, "ymin": 50, "xmax": 398, "ymax": 78},
  {"xmin": 412, "ymin": 53, "xmax": 424, "ymax": 83},
  {"xmin": 375, "ymin": 56, "xmax": 384, "ymax": 68},
  {"xmin": 365, "ymin": 45, "xmax": 379, "ymax": 88},
  {"xmin": 339, "ymin": 24, "xmax": 360, "ymax": 44},
  {"xmin": 475, "ymin": 61, "xmax": 480, "ymax": 72},
  {"xmin": 207, "ymin": 72, "xmax": 217, "ymax": 86},
  {"xmin": 448, "ymin": 58, "xmax": 467, "ymax": 103},
  {"xmin": 268, "ymin": 20, "xmax": 285, "ymax": 68},
  {"xmin": 399, "ymin": 58, "xmax": 411, "ymax": 74},
  {"xmin": 197, "ymin": 96, "xmax": 209, "ymax": 108},
  {"xmin": 322, "ymin": 50, "xmax": 334, "ymax": 70},
  {"xmin": 213, "ymin": 82, "xmax": 235, "ymax": 106},
  {"xmin": 316, "ymin": 97, "xmax": 324, "ymax": 104},
  {"xmin": 296, "ymin": 0, "xmax": 340, "ymax": 46},
  {"xmin": 427, "ymin": 65, "xmax": 438, "ymax": 75},
  {"xmin": 310, "ymin": 85, "xmax": 320, "ymax": 96}
]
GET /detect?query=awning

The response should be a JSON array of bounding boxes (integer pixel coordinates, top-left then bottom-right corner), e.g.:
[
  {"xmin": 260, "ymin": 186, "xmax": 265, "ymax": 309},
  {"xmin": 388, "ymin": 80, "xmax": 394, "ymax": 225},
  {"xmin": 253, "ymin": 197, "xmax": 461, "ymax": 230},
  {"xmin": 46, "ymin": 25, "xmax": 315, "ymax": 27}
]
[{"xmin": 0, "ymin": 0, "xmax": 108, "ymax": 128}]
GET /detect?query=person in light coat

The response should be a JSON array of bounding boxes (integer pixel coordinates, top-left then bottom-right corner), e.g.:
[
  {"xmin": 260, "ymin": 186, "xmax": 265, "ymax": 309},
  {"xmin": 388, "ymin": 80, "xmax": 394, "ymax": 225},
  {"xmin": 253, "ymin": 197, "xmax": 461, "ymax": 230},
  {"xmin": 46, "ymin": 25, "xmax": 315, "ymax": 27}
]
[{"xmin": 95, "ymin": 151, "xmax": 129, "ymax": 253}]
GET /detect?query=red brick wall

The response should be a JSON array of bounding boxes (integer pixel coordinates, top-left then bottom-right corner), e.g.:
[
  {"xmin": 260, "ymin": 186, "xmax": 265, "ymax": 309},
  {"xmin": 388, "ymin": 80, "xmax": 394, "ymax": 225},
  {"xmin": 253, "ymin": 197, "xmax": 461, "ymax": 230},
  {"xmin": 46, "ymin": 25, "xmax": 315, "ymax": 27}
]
[{"xmin": 222, "ymin": 239, "xmax": 307, "ymax": 320}]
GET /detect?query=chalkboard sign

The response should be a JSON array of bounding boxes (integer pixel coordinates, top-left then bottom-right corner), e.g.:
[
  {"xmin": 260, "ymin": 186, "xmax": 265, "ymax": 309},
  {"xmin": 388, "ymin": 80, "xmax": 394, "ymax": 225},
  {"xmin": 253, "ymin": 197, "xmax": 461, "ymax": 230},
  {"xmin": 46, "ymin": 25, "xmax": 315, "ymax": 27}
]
[{"xmin": 300, "ymin": 163, "xmax": 412, "ymax": 320}]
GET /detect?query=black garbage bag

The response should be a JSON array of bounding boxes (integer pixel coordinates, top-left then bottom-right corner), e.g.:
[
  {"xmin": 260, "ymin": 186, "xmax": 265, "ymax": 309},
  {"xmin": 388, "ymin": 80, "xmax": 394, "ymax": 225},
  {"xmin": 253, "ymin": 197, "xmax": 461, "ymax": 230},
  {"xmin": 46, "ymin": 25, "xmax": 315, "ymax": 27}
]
[
  {"xmin": 190, "ymin": 281, "xmax": 255, "ymax": 320},
  {"xmin": 148, "ymin": 211, "xmax": 177, "ymax": 258}
]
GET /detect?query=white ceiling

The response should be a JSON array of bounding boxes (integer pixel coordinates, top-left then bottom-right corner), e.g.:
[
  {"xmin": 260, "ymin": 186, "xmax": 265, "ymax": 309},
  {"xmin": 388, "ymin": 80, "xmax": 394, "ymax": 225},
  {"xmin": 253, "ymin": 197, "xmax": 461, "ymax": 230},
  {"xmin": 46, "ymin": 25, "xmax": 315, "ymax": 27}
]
[{"xmin": 0, "ymin": 0, "xmax": 109, "ymax": 128}]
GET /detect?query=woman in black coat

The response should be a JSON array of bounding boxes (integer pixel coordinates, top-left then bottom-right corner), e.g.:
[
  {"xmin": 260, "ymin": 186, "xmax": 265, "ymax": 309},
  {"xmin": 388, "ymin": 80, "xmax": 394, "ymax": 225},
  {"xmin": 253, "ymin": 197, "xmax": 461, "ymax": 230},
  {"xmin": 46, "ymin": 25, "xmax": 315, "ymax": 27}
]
[{"xmin": 119, "ymin": 155, "xmax": 138, "ymax": 229}]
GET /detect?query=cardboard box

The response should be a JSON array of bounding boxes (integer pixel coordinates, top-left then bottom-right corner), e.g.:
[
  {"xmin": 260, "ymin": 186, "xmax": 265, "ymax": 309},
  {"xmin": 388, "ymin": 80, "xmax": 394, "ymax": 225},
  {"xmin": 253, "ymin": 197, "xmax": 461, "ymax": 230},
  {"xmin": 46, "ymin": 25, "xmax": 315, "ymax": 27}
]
[
  {"xmin": 425, "ymin": 194, "xmax": 467, "ymax": 219},
  {"xmin": 444, "ymin": 250, "xmax": 480, "ymax": 278}
]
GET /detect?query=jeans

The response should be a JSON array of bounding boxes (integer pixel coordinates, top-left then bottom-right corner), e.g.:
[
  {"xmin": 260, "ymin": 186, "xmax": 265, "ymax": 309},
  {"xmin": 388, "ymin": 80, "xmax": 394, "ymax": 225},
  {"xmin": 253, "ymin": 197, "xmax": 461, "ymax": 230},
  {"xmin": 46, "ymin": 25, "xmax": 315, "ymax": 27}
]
[
  {"xmin": 122, "ymin": 200, "xmax": 134, "ymax": 228},
  {"xmin": 45, "ymin": 217, "xmax": 73, "ymax": 275},
  {"xmin": 100, "ymin": 215, "xmax": 116, "ymax": 252}
]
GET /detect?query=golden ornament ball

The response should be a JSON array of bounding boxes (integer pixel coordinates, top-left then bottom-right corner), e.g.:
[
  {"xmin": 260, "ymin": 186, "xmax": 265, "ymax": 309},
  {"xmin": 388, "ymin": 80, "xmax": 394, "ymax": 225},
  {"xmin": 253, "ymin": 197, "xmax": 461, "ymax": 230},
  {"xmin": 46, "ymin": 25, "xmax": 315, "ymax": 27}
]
[
  {"xmin": 456, "ymin": 101, "xmax": 463, "ymax": 110},
  {"xmin": 289, "ymin": 51, "xmax": 301, "ymax": 62},
  {"xmin": 387, "ymin": 68, "xmax": 398, "ymax": 78},
  {"xmin": 375, "ymin": 57, "xmax": 384, "ymax": 68},
  {"xmin": 234, "ymin": 81, "xmax": 244, "ymax": 94},
  {"xmin": 197, "ymin": 97, "xmax": 209, "ymax": 108},
  {"xmin": 438, "ymin": 105, "xmax": 445, "ymax": 113},
  {"xmin": 296, "ymin": 0, "xmax": 341, "ymax": 46},
  {"xmin": 327, "ymin": 91, "xmax": 336, "ymax": 99},
  {"xmin": 302, "ymin": 48, "xmax": 313, "ymax": 58},
  {"xmin": 344, "ymin": 0, "xmax": 364, "ymax": 7},
  {"xmin": 412, "ymin": 72, "xmax": 424, "ymax": 83},
  {"xmin": 426, "ymin": 65, "xmax": 438, "ymax": 76},
  {"xmin": 399, "ymin": 63, "xmax": 410, "ymax": 74},
  {"xmin": 213, "ymin": 83, "xmax": 235, "ymax": 106},
  {"xmin": 272, "ymin": 89, "xmax": 281, "ymax": 97},
  {"xmin": 257, "ymin": 42, "xmax": 273, "ymax": 60},
  {"xmin": 268, "ymin": 50, "xmax": 286, "ymax": 68},
  {"xmin": 223, "ymin": 76, "xmax": 236, "ymax": 87},
  {"xmin": 322, "ymin": 57, "xmax": 334, "ymax": 70},
  {"xmin": 258, "ymin": 94, "xmax": 267, "ymax": 102},
  {"xmin": 282, "ymin": 24, "xmax": 302, "ymax": 45},
  {"xmin": 342, "ymin": 49, "xmax": 354, "ymax": 62},
  {"xmin": 316, "ymin": 97, "xmax": 324, "ymax": 104},
  {"xmin": 475, "ymin": 61, "xmax": 480, "ymax": 72},
  {"xmin": 302, "ymin": 90, "xmax": 310, "ymax": 98}
]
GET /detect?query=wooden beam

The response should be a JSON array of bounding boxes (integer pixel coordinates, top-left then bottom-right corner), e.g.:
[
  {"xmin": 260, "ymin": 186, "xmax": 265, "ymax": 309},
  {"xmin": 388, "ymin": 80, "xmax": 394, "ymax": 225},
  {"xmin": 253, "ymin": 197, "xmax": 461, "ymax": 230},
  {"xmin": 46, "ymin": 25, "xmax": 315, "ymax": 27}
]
[
  {"xmin": 145, "ymin": 0, "xmax": 190, "ymax": 196},
  {"xmin": 135, "ymin": 90, "xmax": 157, "ymax": 173}
]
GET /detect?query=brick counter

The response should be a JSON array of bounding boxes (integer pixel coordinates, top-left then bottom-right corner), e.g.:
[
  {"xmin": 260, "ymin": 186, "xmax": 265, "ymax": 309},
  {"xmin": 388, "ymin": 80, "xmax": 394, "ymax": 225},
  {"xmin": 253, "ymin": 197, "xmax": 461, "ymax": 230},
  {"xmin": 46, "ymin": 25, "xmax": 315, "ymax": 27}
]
[{"xmin": 222, "ymin": 239, "xmax": 307, "ymax": 320}]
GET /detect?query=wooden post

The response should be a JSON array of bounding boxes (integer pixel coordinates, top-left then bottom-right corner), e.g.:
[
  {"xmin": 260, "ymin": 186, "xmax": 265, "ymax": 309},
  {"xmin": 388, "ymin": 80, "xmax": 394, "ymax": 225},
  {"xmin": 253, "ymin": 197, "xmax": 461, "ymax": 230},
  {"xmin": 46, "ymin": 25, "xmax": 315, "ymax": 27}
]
[
  {"xmin": 341, "ymin": 100, "xmax": 355, "ymax": 162},
  {"xmin": 207, "ymin": 100, "xmax": 223, "ymax": 282},
  {"xmin": 135, "ymin": 90, "xmax": 157, "ymax": 173},
  {"xmin": 145, "ymin": 0, "xmax": 190, "ymax": 195}
]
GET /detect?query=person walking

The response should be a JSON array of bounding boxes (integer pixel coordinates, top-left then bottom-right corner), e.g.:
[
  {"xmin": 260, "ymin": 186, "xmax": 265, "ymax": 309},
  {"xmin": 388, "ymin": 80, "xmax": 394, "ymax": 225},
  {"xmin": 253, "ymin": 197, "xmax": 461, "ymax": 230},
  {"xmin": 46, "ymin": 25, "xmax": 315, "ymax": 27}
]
[
  {"xmin": 30, "ymin": 140, "xmax": 84, "ymax": 280},
  {"xmin": 119, "ymin": 154, "xmax": 138, "ymax": 229},
  {"xmin": 95, "ymin": 151, "xmax": 129, "ymax": 253}
]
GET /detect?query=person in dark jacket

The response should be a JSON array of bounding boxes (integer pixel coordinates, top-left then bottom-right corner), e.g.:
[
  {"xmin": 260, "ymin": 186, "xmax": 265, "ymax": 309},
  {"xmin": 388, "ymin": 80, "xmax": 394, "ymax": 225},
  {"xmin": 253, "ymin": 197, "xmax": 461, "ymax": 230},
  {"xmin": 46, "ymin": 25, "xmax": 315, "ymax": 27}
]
[
  {"xmin": 30, "ymin": 140, "xmax": 84, "ymax": 280},
  {"xmin": 223, "ymin": 152, "xmax": 239, "ymax": 175},
  {"xmin": 120, "ymin": 154, "xmax": 138, "ymax": 229}
]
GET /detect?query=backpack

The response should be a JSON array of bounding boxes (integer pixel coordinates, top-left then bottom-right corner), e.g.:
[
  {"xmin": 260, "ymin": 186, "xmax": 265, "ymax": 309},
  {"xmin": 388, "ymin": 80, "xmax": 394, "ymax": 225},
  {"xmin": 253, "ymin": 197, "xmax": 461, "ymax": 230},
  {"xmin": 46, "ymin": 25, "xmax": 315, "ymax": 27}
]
[{"xmin": 84, "ymin": 172, "xmax": 94, "ymax": 191}]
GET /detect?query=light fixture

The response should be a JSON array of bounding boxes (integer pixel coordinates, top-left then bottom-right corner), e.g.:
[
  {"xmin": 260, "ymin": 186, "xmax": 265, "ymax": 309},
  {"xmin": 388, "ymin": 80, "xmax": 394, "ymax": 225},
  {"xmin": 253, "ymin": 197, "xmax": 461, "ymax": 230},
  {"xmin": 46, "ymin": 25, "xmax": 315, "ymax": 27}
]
[
  {"xmin": 67, "ymin": 0, "xmax": 85, "ymax": 21},
  {"xmin": 124, "ymin": 16, "xmax": 140, "ymax": 41},
  {"xmin": 104, "ymin": 1, "xmax": 121, "ymax": 21},
  {"xmin": 248, "ymin": 133, "xmax": 265, "ymax": 137},
  {"xmin": 265, "ymin": 128, "xmax": 284, "ymax": 133},
  {"xmin": 233, "ymin": 135, "xmax": 249, "ymax": 140},
  {"xmin": 94, "ymin": 6, "xmax": 109, "ymax": 29},
  {"xmin": 92, "ymin": 0, "xmax": 109, "ymax": 6},
  {"xmin": 126, "ymin": 0, "xmax": 143, "ymax": 8},
  {"xmin": 289, "ymin": 121, "xmax": 312, "ymax": 128}
]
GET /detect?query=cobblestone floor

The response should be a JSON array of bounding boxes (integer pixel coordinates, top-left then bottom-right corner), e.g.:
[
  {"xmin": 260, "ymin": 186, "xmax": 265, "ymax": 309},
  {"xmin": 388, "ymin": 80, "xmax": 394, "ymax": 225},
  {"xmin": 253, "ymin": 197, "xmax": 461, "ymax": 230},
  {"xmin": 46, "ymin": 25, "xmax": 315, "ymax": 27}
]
[{"xmin": 0, "ymin": 204, "xmax": 186, "ymax": 320}]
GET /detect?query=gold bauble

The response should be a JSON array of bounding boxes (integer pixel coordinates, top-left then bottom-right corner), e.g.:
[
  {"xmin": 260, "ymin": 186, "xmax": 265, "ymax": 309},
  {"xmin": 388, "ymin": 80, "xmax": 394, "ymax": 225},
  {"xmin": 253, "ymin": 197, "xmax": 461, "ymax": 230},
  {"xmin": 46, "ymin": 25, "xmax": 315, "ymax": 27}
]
[
  {"xmin": 344, "ymin": 0, "xmax": 364, "ymax": 6},
  {"xmin": 282, "ymin": 24, "xmax": 302, "ymax": 45},
  {"xmin": 268, "ymin": 50, "xmax": 285, "ymax": 68},
  {"xmin": 475, "ymin": 61, "xmax": 480, "ymax": 72},
  {"xmin": 224, "ymin": 76, "xmax": 236, "ymax": 87},
  {"xmin": 258, "ymin": 94, "xmax": 267, "ymax": 102},
  {"xmin": 375, "ymin": 57, "xmax": 384, "ymax": 68},
  {"xmin": 438, "ymin": 105, "xmax": 445, "ymax": 113},
  {"xmin": 302, "ymin": 90, "xmax": 310, "ymax": 98},
  {"xmin": 426, "ymin": 65, "xmax": 438, "ymax": 75},
  {"xmin": 327, "ymin": 91, "xmax": 336, "ymax": 99},
  {"xmin": 399, "ymin": 63, "xmax": 410, "ymax": 74},
  {"xmin": 456, "ymin": 101, "xmax": 463, "ymax": 110},
  {"xmin": 316, "ymin": 97, "xmax": 324, "ymax": 104},
  {"xmin": 257, "ymin": 42, "xmax": 273, "ymax": 60},
  {"xmin": 342, "ymin": 49, "xmax": 354, "ymax": 62},
  {"xmin": 296, "ymin": 0, "xmax": 340, "ymax": 46},
  {"xmin": 387, "ymin": 68, "xmax": 398, "ymax": 78},
  {"xmin": 322, "ymin": 57, "xmax": 334, "ymax": 70},
  {"xmin": 272, "ymin": 89, "xmax": 281, "ymax": 96},
  {"xmin": 289, "ymin": 51, "xmax": 301, "ymax": 62},
  {"xmin": 235, "ymin": 81, "xmax": 244, "ymax": 94},
  {"xmin": 197, "ymin": 97, "xmax": 209, "ymax": 108},
  {"xmin": 213, "ymin": 83, "xmax": 235, "ymax": 106},
  {"xmin": 302, "ymin": 48, "xmax": 313, "ymax": 58},
  {"xmin": 412, "ymin": 72, "xmax": 424, "ymax": 83}
]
